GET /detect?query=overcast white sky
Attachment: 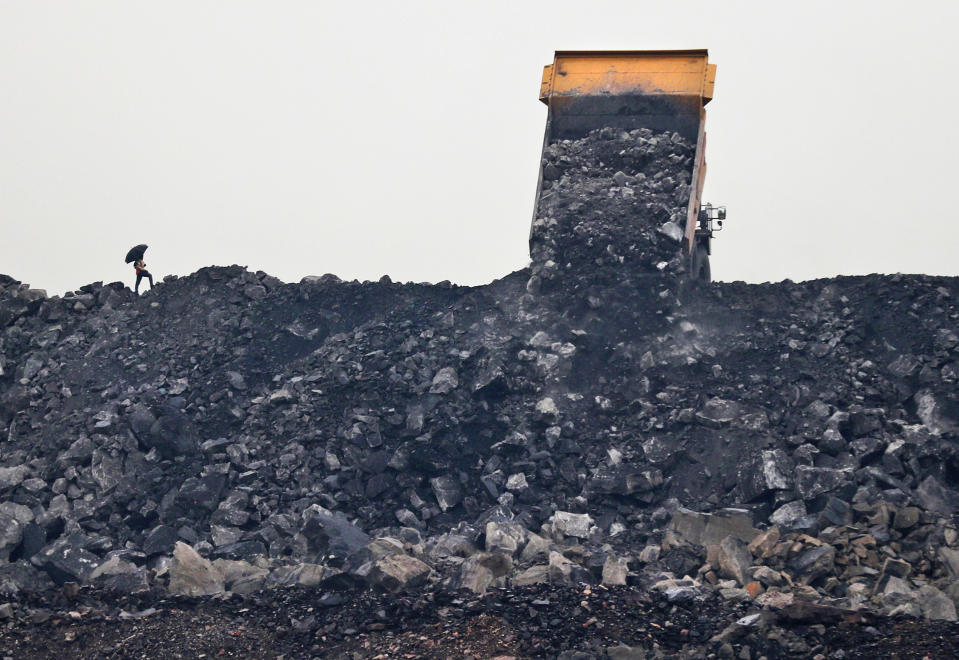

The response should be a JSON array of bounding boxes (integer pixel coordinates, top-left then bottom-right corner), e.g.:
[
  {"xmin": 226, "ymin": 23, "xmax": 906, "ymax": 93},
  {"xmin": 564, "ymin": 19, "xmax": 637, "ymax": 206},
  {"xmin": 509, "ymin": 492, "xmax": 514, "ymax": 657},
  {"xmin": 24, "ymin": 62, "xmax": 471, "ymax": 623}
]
[{"xmin": 2, "ymin": 1, "xmax": 958, "ymax": 295}]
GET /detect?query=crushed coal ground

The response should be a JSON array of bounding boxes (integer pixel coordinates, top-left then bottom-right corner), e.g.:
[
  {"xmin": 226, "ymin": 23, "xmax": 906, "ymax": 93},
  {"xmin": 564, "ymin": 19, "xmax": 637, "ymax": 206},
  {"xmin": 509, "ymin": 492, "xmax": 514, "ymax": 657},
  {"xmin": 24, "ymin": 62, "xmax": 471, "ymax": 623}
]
[
  {"xmin": 1, "ymin": 127, "xmax": 958, "ymax": 658},
  {"xmin": 2, "ymin": 583, "xmax": 958, "ymax": 659}
]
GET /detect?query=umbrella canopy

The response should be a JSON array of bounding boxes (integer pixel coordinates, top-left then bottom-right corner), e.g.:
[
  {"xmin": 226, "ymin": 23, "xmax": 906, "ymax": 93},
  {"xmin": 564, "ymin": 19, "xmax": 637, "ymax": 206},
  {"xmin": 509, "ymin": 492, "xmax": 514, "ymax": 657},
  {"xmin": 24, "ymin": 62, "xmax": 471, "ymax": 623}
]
[{"xmin": 125, "ymin": 244, "xmax": 148, "ymax": 264}]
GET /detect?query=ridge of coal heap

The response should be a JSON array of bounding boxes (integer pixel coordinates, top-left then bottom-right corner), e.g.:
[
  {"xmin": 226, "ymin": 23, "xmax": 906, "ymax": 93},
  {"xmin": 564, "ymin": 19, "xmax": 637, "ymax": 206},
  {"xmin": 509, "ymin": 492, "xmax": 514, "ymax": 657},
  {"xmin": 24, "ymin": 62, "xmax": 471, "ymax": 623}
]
[{"xmin": 1, "ymin": 127, "xmax": 959, "ymax": 657}]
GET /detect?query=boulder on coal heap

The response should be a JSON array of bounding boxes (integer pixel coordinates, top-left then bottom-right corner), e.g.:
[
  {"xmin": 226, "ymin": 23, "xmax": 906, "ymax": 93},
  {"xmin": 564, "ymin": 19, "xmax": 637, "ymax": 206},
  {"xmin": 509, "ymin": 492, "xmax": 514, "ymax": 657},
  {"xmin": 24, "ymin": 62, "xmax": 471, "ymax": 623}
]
[
  {"xmin": 788, "ymin": 545, "xmax": 835, "ymax": 585},
  {"xmin": 175, "ymin": 474, "xmax": 226, "ymax": 512},
  {"xmin": 737, "ymin": 450, "xmax": 794, "ymax": 501},
  {"xmin": 430, "ymin": 475, "xmax": 463, "ymax": 512},
  {"xmin": 429, "ymin": 367, "xmax": 459, "ymax": 394},
  {"xmin": 915, "ymin": 475, "xmax": 959, "ymax": 515},
  {"xmin": 128, "ymin": 404, "xmax": 200, "ymax": 458},
  {"xmin": 451, "ymin": 552, "xmax": 513, "ymax": 594},
  {"xmin": 31, "ymin": 534, "xmax": 101, "ymax": 586},
  {"xmin": 367, "ymin": 554, "xmax": 432, "ymax": 593},
  {"xmin": 0, "ymin": 465, "xmax": 29, "ymax": 491},
  {"xmin": 0, "ymin": 513, "xmax": 23, "ymax": 561},
  {"xmin": 715, "ymin": 536, "xmax": 752, "ymax": 586},
  {"xmin": 667, "ymin": 508, "xmax": 758, "ymax": 548},
  {"xmin": 167, "ymin": 542, "xmax": 224, "ymax": 596},
  {"xmin": 601, "ymin": 555, "xmax": 629, "ymax": 586},
  {"xmin": 297, "ymin": 506, "xmax": 370, "ymax": 566},
  {"xmin": 547, "ymin": 511, "xmax": 594, "ymax": 539},
  {"xmin": 588, "ymin": 465, "xmax": 663, "ymax": 497},
  {"xmin": 795, "ymin": 466, "xmax": 849, "ymax": 500},
  {"xmin": 89, "ymin": 556, "xmax": 150, "ymax": 593},
  {"xmin": 695, "ymin": 398, "xmax": 742, "ymax": 428},
  {"xmin": 142, "ymin": 524, "xmax": 179, "ymax": 556},
  {"xmin": 485, "ymin": 521, "xmax": 528, "ymax": 556}
]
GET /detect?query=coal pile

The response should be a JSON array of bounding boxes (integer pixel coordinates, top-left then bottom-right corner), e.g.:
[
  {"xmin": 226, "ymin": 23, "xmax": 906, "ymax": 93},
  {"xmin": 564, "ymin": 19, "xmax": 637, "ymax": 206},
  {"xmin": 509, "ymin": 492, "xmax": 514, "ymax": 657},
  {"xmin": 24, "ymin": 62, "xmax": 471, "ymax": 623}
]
[
  {"xmin": 528, "ymin": 126, "xmax": 695, "ymax": 295},
  {"xmin": 1, "ymin": 126, "xmax": 959, "ymax": 657}
]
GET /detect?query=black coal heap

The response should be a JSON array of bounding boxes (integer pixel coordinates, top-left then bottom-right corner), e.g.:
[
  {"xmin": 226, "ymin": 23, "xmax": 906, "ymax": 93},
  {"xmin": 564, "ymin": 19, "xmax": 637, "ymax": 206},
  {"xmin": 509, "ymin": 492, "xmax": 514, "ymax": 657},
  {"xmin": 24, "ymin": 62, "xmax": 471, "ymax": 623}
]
[{"xmin": 1, "ymin": 128, "xmax": 958, "ymax": 645}]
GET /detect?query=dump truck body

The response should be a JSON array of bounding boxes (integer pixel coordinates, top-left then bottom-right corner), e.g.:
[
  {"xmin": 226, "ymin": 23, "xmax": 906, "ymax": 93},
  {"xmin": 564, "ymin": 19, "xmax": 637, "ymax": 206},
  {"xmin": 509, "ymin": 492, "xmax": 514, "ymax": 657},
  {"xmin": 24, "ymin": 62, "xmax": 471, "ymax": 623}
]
[{"xmin": 533, "ymin": 50, "xmax": 719, "ymax": 278}]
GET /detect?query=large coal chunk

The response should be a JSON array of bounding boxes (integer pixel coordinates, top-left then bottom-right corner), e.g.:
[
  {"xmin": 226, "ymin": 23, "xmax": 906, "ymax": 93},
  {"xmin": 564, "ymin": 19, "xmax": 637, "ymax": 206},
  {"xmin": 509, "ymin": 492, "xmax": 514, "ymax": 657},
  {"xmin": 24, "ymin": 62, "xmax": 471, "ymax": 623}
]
[
  {"xmin": 142, "ymin": 524, "xmax": 179, "ymax": 556},
  {"xmin": 588, "ymin": 465, "xmax": 664, "ymax": 498},
  {"xmin": 795, "ymin": 466, "xmax": 850, "ymax": 500},
  {"xmin": 0, "ymin": 513, "xmax": 23, "ymax": 561},
  {"xmin": 30, "ymin": 534, "xmax": 101, "ymax": 585},
  {"xmin": 175, "ymin": 474, "xmax": 227, "ymax": 513},
  {"xmin": 296, "ymin": 508, "xmax": 370, "ymax": 566},
  {"xmin": 128, "ymin": 404, "xmax": 200, "ymax": 459},
  {"xmin": 737, "ymin": 449, "xmax": 795, "ymax": 502}
]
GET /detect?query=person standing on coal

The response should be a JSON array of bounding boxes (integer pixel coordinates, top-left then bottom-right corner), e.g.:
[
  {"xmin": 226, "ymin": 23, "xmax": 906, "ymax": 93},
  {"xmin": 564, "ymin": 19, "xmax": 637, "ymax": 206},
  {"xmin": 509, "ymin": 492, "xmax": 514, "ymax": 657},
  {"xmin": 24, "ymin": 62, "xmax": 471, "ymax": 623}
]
[
  {"xmin": 134, "ymin": 258, "xmax": 153, "ymax": 294},
  {"xmin": 125, "ymin": 243, "xmax": 154, "ymax": 294}
]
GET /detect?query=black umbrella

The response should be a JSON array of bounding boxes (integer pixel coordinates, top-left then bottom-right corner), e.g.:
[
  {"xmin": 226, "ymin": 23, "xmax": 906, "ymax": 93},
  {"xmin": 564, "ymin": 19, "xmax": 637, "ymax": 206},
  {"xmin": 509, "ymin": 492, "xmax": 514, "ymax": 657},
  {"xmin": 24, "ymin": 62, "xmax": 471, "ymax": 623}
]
[{"xmin": 125, "ymin": 244, "xmax": 148, "ymax": 264}]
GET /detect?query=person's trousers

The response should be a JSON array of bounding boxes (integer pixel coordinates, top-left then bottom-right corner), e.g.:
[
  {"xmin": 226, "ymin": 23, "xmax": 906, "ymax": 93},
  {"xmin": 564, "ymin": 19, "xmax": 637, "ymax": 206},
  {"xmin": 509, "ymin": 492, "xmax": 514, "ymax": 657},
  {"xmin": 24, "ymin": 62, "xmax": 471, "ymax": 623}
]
[{"xmin": 135, "ymin": 271, "xmax": 154, "ymax": 293}]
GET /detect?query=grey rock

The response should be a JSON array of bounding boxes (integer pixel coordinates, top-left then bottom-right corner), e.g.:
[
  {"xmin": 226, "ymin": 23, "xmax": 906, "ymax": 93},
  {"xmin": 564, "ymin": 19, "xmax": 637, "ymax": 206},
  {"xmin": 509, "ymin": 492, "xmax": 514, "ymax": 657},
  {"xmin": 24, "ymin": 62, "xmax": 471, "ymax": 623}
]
[
  {"xmin": 770, "ymin": 500, "xmax": 808, "ymax": 529},
  {"xmin": 485, "ymin": 521, "xmax": 528, "ymax": 556},
  {"xmin": 213, "ymin": 559, "xmax": 269, "ymax": 595},
  {"xmin": 512, "ymin": 564, "xmax": 550, "ymax": 586},
  {"xmin": 520, "ymin": 533, "xmax": 551, "ymax": 563},
  {"xmin": 939, "ymin": 546, "xmax": 959, "ymax": 578},
  {"xmin": 167, "ymin": 541, "xmax": 224, "ymax": 596},
  {"xmin": 505, "ymin": 472, "xmax": 528, "ymax": 491},
  {"xmin": 918, "ymin": 585, "xmax": 957, "ymax": 621},
  {"xmin": 795, "ymin": 465, "xmax": 848, "ymax": 500},
  {"xmin": 452, "ymin": 552, "xmax": 512, "ymax": 594},
  {"xmin": 0, "ymin": 502, "xmax": 33, "ymax": 526},
  {"xmin": 429, "ymin": 533, "xmax": 476, "ymax": 560},
  {"xmin": 678, "ymin": 508, "xmax": 759, "ymax": 547},
  {"xmin": 225, "ymin": 371, "xmax": 247, "ymax": 390},
  {"xmin": 22, "ymin": 356, "xmax": 44, "ymax": 380},
  {"xmin": 31, "ymin": 535, "xmax": 101, "ymax": 585},
  {"xmin": 0, "ymin": 465, "xmax": 28, "ymax": 490},
  {"xmin": 143, "ymin": 525, "xmax": 178, "ymax": 556},
  {"xmin": 788, "ymin": 545, "xmax": 835, "ymax": 584},
  {"xmin": 607, "ymin": 644, "xmax": 647, "ymax": 660},
  {"xmin": 695, "ymin": 398, "xmax": 742, "ymax": 427},
  {"xmin": 0, "ymin": 513, "xmax": 23, "ymax": 561},
  {"xmin": 268, "ymin": 388, "xmax": 295, "ymax": 405},
  {"xmin": 601, "ymin": 555, "xmax": 628, "ymax": 586},
  {"xmin": 658, "ymin": 221, "xmax": 684, "ymax": 242},
  {"xmin": 175, "ymin": 474, "xmax": 226, "ymax": 512},
  {"xmin": 761, "ymin": 449, "xmax": 794, "ymax": 489},
  {"xmin": 210, "ymin": 525, "xmax": 244, "ymax": 548},
  {"xmin": 430, "ymin": 475, "xmax": 463, "ymax": 512},
  {"xmin": 888, "ymin": 354, "xmax": 921, "ymax": 378},
  {"xmin": 548, "ymin": 511, "xmax": 594, "ymax": 539},
  {"xmin": 90, "ymin": 450, "xmax": 123, "ymax": 493},
  {"xmin": 58, "ymin": 436, "xmax": 94, "ymax": 466},
  {"xmin": 297, "ymin": 507, "xmax": 370, "ymax": 566},
  {"xmin": 429, "ymin": 367, "xmax": 459, "ymax": 394},
  {"xmin": 89, "ymin": 557, "xmax": 149, "ymax": 593},
  {"xmin": 916, "ymin": 475, "xmax": 959, "ymax": 515},
  {"xmin": 368, "ymin": 554, "xmax": 432, "ymax": 593},
  {"xmin": 267, "ymin": 563, "xmax": 326, "ymax": 587},
  {"xmin": 716, "ymin": 536, "xmax": 752, "ymax": 586},
  {"xmin": 915, "ymin": 390, "xmax": 957, "ymax": 435},
  {"xmin": 548, "ymin": 550, "xmax": 577, "ymax": 584}
]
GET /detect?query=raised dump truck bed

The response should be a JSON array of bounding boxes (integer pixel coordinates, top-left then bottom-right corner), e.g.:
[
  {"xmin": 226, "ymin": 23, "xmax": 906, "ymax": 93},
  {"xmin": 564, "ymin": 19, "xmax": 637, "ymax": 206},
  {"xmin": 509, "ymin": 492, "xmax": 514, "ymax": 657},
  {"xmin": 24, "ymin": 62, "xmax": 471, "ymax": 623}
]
[{"xmin": 533, "ymin": 50, "xmax": 719, "ymax": 280}]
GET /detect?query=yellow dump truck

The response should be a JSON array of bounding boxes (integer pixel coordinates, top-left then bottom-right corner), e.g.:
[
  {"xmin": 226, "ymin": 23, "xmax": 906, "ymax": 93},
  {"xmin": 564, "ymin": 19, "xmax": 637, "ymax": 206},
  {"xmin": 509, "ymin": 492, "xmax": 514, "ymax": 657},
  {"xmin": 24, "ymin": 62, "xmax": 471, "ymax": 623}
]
[{"xmin": 534, "ymin": 50, "xmax": 724, "ymax": 281}]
